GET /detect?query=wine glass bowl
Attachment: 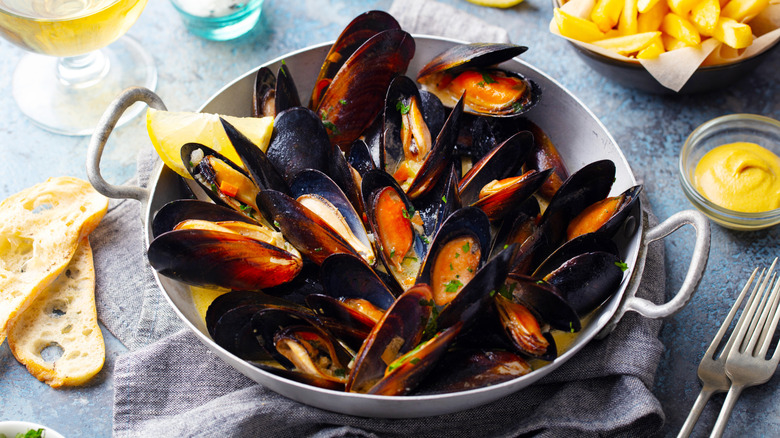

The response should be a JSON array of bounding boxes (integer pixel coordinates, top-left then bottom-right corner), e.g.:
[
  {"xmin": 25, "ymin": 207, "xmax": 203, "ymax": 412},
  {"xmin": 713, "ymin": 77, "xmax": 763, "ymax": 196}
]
[{"xmin": 0, "ymin": 0, "xmax": 156, "ymax": 135}]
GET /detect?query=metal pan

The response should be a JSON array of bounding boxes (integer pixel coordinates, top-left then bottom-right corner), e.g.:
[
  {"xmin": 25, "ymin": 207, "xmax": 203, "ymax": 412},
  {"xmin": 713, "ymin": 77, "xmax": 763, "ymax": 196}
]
[{"xmin": 86, "ymin": 36, "xmax": 710, "ymax": 418}]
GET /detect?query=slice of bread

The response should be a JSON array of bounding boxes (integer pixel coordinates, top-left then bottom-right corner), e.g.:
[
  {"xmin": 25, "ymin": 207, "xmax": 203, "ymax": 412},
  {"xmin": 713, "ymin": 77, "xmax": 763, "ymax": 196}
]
[
  {"xmin": 0, "ymin": 177, "xmax": 108, "ymax": 346},
  {"xmin": 7, "ymin": 237, "xmax": 105, "ymax": 387}
]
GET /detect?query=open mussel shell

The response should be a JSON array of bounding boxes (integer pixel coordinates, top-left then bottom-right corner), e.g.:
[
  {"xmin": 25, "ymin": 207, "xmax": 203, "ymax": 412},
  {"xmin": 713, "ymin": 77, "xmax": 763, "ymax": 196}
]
[
  {"xmin": 327, "ymin": 147, "xmax": 366, "ymax": 222},
  {"xmin": 416, "ymin": 207, "xmax": 491, "ymax": 308},
  {"xmin": 471, "ymin": 169, "xmax": 551, "ymax": 223},
  {"xmin": 252, "ymin": 67, "xmax": 276, "ymax": 118},
  {"xmin": 151, "ymin": 199, "xmax": 254, "ymax": 238},
  {"xmin": 317, "ymin": 28, "xmax": 415, "ymax": 147},
  {"xmin": 265, "ymin": 107, "xmax": 332, "ymax": 184},
  {"xmin": 290, "ymin": 169, "xmax": 375, "ymax": 265},
  {"xmin": 221, "ymin": 118, "xmax": 290, "ymax": 195},
  {"xmin": 206, "ymin": 291, "xmax": 307, "ymax": 361},
  {"xmin": 416, "ymin": 43, "xmax": 540, "ymax": 117},
  {"xmin": 274, "ymin": 64, "xmax": 302, "ymax": 114},
  {"xmin": 180, "ymin": 143, "xmax": 263, "ymax": 222},
  {"xmin": 417, "ymin": 348, "xmax": 532, "ymax": 394},
  {"xmin": 252, "ymin": 307, "xmax": 352, "ymax": 385},
  {"xmin": 566, "ymin": 185, "xmax": 643, "ymax": 241},
  {"xmin": 542, "ymin": 251, "xmax": 626, "ymax": 316},
  {"xmin": 346, "ymin": 139, "xmax": 377, "ymax": 177},
  {"xmin": 494, "ymin": 294, "xmax": 557, "ymax": 361},
  {"xmin": 368, "ymin": 322, "xmax": 463, "ymax": 396},
  {"xmin": 490, "ymin": 197, "xmax": 540, "ymax": 258},
  {"xmin": 436, "ymin": 244, "xmax": 515, "ymax": 331},
  {"xmin": 147, "ymin": 228, "xmax": 303, "ymax": 290},
  {"xmin": 362, "ymin": 169, "xmax": 429, "ymax": 291},
  {"xmin": 504, "ymin": 274, "xmax": 580, "ymax": 333},
  {"xmin": 458, "ymin": 130, "xmax": 534, "ymax": 205},
  {"xmin": 346, "ymin": 284, "xmax": 434, "ymax": 393},
  {"xmin": 256, "ymin": 189, "xmax": 358, "ymax": 265},
  {"xmin": 252, "ymin": 362, "xmax": 345, "ymax": 392},
  {"xmin": 539, "ymin": 159, "xmax": 616, "ymax": 247},
  {"xmin": 309, "ymin": 10, "xmax": 401, "ymax": 109}
]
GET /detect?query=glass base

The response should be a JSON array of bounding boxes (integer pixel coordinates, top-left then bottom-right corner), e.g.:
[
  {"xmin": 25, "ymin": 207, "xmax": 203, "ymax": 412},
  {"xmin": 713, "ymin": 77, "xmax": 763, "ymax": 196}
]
[{"xmin": 12, "ymin": 36, "xmax": 157, "ymax": 136}]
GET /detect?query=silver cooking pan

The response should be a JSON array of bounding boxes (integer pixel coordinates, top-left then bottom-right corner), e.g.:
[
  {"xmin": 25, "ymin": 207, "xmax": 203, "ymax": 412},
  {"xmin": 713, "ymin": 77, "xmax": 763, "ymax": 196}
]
[{"xmin": 86, "ymin": 36, "xmax": 710, "ymax": 418}]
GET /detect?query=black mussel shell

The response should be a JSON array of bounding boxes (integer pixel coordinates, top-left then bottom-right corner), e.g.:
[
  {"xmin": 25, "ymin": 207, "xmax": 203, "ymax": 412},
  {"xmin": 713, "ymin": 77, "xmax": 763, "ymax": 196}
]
[
  {"xmin": 413, "ymin": 163, "xmax": 461, "ymax": 238},
  {"xmin": 347, "ymin": 139, "xmax": 377, "ymax": 177},
  {"xmin": 252, "ymin": 67, "xmax": 276, "ymax": 118},
  {"xmin": 543, "ymin": 251, "xmax": 625, "ymax": 316},
  {"xmin": 328, "ymin": 146, "xmax": 365, "ymax": 220},
  {"xmin": 417, "ymin": 43, "xmax": 529, "ymax": 81},
  {"xmin": 221, "ymin": 118, "xmax": 290, "ymax": 195},
  {"xmin": 319, "ymin": 253, "xmax": 396, "ymax": 309},
  {"xmin": 266, "ymin": 107, "xmax": 332, "ymax": 183},
  {"xmin": 274, "ymin": 63, "xmax": 301, "ymax": 114},
  {"xmin": 533, "ymin": 232, "xmax": 619, "ymax": 278},
  {"xmin": 505, "ymin": 274, "xmax": 580, "ymax": 333},
  {"xmin": 418, "ymin": 348, "xmax": 532, "ymax": 394}
]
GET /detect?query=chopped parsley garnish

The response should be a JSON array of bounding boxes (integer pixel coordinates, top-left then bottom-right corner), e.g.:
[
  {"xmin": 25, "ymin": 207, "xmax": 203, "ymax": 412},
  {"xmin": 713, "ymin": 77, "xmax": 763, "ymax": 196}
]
[
  {"xmin": 390, "ymin": 248, "xmax": 396, "ymax": 258},
  {"xmin": 454, "ymin": 252, "xmax": 460, "ymax": 258},
  {"xmin": 421, "ymin": 236, "xmax": 431, "ymax": 244},
  {"xmin": 462, "ymin": 242, "xmax": 470, "ymax": 253},
  {"xmin": 240, "ymin": 204, "xmax": 251, "ymax": 211},
  {"xmin": 489, "ymin": 289, "xmax": 496, "ymax": 297},
  {"xmin": 403, "ymin": 255, "xmax": 418, "ymax": 262},
  {"xmin": 410, "ymin": 358, "xmax": 421, "ymax": 365},
  {"xmin": 210, "ymin": 183, "xmax": 218, "ymax": 193},
  {"xmin": 569, "ymin": 321, "xmax": 576, "ymax": 333},
  {"xmin": 444, "ymin": 279, "xmax": 463, "ymax": 293},
  {"xmin": 334, "ymin": 368, "xmax": 347, "ymax": 377},
  {"xmin": 273, "ymin": 220, "xmax": 281, "ymax": 228},
  {"xmin": 401, "ymin": 207, "xmax": 415, "ymax": 219},
  {"xmin": 481, "ymin": 72, "xmax": 497, "ymax": 84},
  {"xmin": 511, "ymin": 101, "xmax": 526, "ymax": 112},
  {"xmin": 476, "ymin": 81, "xmax": 486, "ymax": 88},
  {"xmin": 419, "ymin": 299, "xmax": 435, "ymax": 307},
  {"xmin": 322, "ymin": 120, "xmax": 341, "ymax": 135},
  {"xmin": 281, "ymin": 59, "xmax": 286, "ymax": 65},
  {"xmin": 280, "ymin": 65, "xmax": 287, "ymax": 76},
  {"xmin": 396, "ymin": 100, "xmax": 411, "ymax": 114},
  {"xmin": 496, "ymin": 282, "xmax": 516, "ymax": 300},
  {"xmin": 314, "ymin": 247, "xmax": 323, "ymax": 252},
  {"xmin": 615, "ymin": 261, "xmax": 629, "ymax": 272},
  {"xmin": 536, "ymin": 280, "xmax": 545, "ymax": 284},
  {"xmin": 189, "ymin": 161, "xmax": 194, "ymax": 167},
  {"xmin": 441, "ymin": 195, "xmax": 447, "ymax": 203},
  {"xmin": 503, "ymin": 244, "xmax": 509, "ymax": 249},
  {"xmin": 449, "ymin": 263, "xmax": 454, "ymax": 271},
  {"xmin": 339, "ymin": 99, "xmax": 347, "ymax": 105},
  {"xmin": 467, "ymin": 267, "xmax": 473, "ymax": 273}
]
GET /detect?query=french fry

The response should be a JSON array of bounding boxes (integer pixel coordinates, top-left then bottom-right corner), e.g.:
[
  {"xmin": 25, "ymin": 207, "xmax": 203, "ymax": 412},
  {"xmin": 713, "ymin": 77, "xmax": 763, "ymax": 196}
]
[
  {"xmin": 668, "ymin": 0, "xmax": 700, "ymax": 16},
  {"xmin": 661, "ymin": 13, "xmax": 702, "ymax": 45},
  {"xmin": 713, "ymin": 16, "xmax": 753, "ymax": 48},
  {"xmin": 637, "ymin": 34, "xmax": 666, "ymax": 57},
  {"xmin": 591, "ymin": 31, "xmax": 662, "ymax": 53},
  {"xmin": 721, "ymin": 0, "xmax": 769, "ymax": 22},
  {"xmin": 618, "ymin": 0, "xmax": 639, "ymax": 34},
  {"xmin": 637, "ymin": 0, "xmax": 669, "ymax": 32},
  {"xmin": 591, "ymin": 0, "xmax": 625, "ymax": 32},
  {"xmin": 691, "ymin": 0, "xmax": 721, "ymax": 36},
  {"xmin": 555, "ymin": 8, "xmax": 607, "ymax": 42},
  {"xmin": 637, "ymin": 0, "xmax": 662, "ymax": 13},
  {"xmin": 662, "ymin": 33, "xmax": 691, "ymax": 50}
]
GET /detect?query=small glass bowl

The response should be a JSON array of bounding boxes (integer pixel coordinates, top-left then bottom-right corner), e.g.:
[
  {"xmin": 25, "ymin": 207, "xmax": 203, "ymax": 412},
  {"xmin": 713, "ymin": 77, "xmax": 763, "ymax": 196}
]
[
  {"xmin": 679, "ymin": 114, "xmax": 780, "ymax": 231},
  {"xmin": 170, "ymin": 0, "xmax": 263, "ymax": 41}
]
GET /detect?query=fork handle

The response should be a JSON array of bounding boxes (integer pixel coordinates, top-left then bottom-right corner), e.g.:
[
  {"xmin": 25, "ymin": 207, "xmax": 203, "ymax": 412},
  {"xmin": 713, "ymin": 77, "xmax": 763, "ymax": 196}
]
[
  {"xmin": 710, "ymin": 384, "xmax": 744, "ymax": 438},
  {"xmin": 678, "ymin": 387, "xmax": 718, "ymax": 438}
]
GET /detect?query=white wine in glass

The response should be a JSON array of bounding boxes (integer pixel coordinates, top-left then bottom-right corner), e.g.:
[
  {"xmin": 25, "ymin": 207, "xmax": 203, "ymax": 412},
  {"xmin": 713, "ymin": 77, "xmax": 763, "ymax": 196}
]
[{"xmin": 0, "ymin": 0, "xmax": 156, "ymax": 135}]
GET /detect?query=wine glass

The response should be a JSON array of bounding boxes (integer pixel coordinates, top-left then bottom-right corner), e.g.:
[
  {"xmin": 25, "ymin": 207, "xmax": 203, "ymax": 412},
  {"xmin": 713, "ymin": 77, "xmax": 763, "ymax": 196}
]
[{"xmin": 0, "ymin": 0, "xmax": 156, "ymax": 135}]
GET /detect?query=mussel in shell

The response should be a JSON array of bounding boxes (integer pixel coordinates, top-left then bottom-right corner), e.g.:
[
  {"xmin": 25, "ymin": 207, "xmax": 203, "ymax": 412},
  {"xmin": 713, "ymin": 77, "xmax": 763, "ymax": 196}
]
[{"xmin": 417, "ymin": 43, "xmax": 541, "ymax": 117}]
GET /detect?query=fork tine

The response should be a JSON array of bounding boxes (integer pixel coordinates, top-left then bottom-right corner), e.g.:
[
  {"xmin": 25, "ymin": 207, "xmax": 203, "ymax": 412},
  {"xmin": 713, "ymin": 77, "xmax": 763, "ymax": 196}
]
[
  {"xmin": 740, "ymin": 260, "xmax": 777, "ymax": 355},
  {"xmin": 729, "ymin": 267, "xmax": 770, "ymax": 356},
  {"xmin": 744, "ymin": 272, "xmax": 776, "ymax": 355},
  {"xmin": 704, "ymin": 267, "xmax": 759, "ymax": 361},
  {"xmin": 761, "ymin": 275, "xmax": 780, "ymax": 359}
]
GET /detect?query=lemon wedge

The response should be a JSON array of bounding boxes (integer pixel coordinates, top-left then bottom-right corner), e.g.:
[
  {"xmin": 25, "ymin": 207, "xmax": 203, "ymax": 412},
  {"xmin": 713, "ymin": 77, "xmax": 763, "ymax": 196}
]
[
  {"xmin": 146, "ymin": 108, "xmax": 274, "ymax": 179},
  {"xmin": 466, "ymin": 0, "xmax": 525, "ymax": 7}
]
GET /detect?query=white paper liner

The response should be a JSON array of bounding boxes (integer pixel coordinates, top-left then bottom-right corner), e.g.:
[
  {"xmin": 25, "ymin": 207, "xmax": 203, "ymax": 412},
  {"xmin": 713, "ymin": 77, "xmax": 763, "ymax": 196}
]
[{"xmin": 549, "ymin": 0, "xmax": 780, "ymax": 91}]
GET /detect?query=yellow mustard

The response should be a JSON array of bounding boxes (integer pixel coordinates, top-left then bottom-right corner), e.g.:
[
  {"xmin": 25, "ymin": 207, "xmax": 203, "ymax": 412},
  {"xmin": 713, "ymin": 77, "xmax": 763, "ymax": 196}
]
[{"xmin": 694, "ymin": 142, "xmax": 780, "ymax": 213}]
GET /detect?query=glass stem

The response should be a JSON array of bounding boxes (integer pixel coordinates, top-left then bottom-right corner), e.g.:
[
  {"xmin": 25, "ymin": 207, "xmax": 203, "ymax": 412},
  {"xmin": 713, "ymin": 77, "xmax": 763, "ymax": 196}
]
[{"xmin": 57, "ymin": 49, "xmax": 110, "ymax": 89}]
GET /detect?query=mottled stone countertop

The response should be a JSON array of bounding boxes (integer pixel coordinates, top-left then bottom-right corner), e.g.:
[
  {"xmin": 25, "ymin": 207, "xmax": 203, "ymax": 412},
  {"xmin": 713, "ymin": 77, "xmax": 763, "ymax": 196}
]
[{"xmin": 0, "ymin": 0, "xmax": 778, "ymax": 437}]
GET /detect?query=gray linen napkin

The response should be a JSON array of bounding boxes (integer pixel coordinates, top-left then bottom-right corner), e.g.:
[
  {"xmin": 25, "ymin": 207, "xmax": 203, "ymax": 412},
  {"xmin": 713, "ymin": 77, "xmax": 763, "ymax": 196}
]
[{"xmin": 105, "ymin": 1, "xmax": 666, "ymax": 436}]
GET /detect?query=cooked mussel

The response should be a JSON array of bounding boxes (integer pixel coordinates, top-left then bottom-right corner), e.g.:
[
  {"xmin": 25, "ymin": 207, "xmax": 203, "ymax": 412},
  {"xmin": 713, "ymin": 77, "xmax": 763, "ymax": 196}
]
[{"xmin": 417, "ymin": 43, "xmax": 540, "ymax": 117}]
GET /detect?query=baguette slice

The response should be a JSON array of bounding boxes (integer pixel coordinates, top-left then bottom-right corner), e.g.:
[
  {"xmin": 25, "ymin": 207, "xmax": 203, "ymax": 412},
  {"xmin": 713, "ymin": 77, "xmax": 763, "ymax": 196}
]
[
  {"xmin": 7, "ymin": 237, "xmax": 104, "ymax": 387},
  {"xmin": 0, "ymin": 177, "xmax": 108, "ymax": 345}
]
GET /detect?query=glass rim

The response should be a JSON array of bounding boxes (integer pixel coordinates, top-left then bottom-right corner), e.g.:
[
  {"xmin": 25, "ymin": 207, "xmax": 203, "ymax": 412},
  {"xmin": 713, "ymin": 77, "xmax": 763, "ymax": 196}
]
[{"xmin": 0, "ymin": 0, "xmax": 131, "ymax": 22}]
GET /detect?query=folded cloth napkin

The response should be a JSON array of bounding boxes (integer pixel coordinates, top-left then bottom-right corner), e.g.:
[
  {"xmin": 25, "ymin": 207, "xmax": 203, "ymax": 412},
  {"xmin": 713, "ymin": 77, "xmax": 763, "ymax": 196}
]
[{"xmin": 104, "ymin": 1, "xmax": 667, "ymax": 436}]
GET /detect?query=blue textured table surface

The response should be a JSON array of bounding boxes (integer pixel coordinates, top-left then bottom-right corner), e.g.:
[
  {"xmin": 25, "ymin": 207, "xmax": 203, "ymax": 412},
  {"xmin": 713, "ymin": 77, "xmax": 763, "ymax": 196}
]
[{"xmin": 0, "ymin": 0, "xmax": 778, "ymax": 437}]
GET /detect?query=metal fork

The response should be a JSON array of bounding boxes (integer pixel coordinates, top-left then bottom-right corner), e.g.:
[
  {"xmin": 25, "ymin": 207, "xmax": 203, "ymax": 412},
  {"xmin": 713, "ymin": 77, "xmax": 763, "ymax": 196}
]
[
  {"xmin": 709, "ymin": 258, "xmax": 780, "ymax": 438},
  {"xmin": 678, "ymin": 259, "xmax": 778, "ymax": 438}
]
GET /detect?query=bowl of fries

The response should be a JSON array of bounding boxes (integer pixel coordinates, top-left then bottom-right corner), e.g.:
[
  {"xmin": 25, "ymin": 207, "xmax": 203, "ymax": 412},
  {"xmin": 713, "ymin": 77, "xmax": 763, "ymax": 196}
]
[{"xmin": 550, "ymin": 0, "xmax": 780, "ymax": 93}]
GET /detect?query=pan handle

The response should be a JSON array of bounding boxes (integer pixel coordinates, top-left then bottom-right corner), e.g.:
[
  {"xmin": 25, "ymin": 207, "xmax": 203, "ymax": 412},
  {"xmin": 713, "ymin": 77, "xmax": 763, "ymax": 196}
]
[
  {"xmin": 596, "ymin": 209, "xmax": 710, "ymax": 339},
  {"xmin": 86, "ymin": 87, "xmax": 167, "ymax": 203}
]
